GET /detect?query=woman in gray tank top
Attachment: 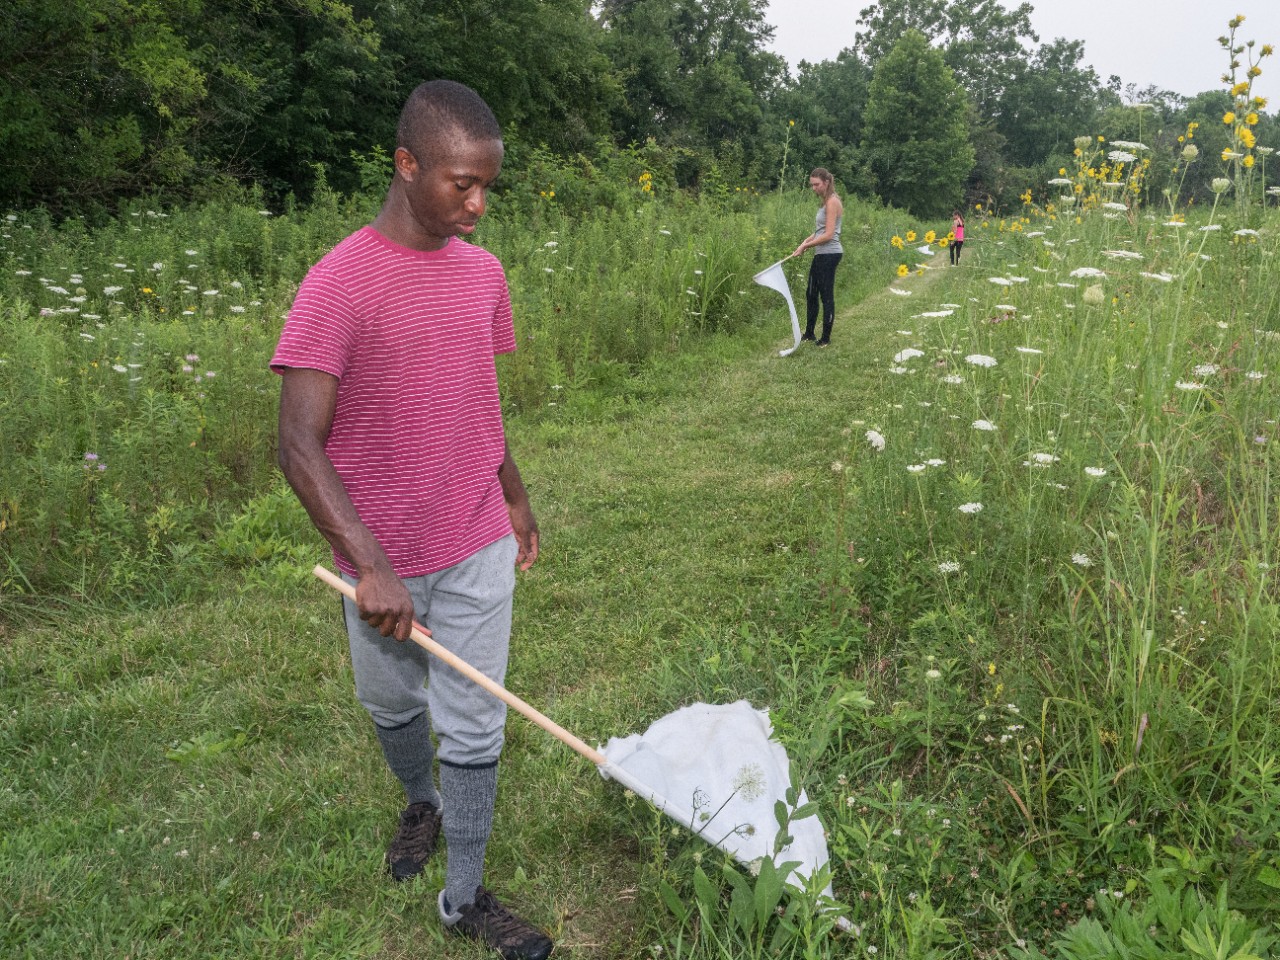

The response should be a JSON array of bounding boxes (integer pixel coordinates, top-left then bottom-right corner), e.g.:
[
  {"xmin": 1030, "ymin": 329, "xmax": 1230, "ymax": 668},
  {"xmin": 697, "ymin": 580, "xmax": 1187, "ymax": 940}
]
[{"xmin": 791, "ymin": 168, "xmax": 844, "ymax": 347}]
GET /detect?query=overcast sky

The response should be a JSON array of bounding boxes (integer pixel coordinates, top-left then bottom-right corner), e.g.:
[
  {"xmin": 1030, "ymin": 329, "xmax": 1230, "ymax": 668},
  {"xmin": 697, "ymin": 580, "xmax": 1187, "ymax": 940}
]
[{"xmin": 763, "ymin": 1, "xmax": 1280, "ymax": 102}]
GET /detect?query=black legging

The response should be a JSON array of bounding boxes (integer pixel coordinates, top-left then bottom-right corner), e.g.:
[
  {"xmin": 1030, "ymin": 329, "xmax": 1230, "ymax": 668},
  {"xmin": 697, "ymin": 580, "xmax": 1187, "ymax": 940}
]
[
  {"xmin": 950, "ymin": 239, "xmax": 964, "ymax": 264},
  {"xmin": 804, "ymin": 253, "xmax": 842, "ymax": 342}
]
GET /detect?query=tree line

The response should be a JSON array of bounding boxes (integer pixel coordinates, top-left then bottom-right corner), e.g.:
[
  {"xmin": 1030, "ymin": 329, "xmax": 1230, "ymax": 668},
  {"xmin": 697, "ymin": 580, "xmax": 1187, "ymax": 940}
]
[{"xmin": 1, "ymin": 0, "xmax": 1275, "ymax": 218}]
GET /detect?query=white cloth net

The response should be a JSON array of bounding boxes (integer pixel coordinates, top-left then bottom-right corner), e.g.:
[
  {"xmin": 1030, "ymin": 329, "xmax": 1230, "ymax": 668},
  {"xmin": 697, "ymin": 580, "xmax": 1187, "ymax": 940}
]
[{"xmin": 599, "ymin": 700, "xmax": 833, "ymax": 896}]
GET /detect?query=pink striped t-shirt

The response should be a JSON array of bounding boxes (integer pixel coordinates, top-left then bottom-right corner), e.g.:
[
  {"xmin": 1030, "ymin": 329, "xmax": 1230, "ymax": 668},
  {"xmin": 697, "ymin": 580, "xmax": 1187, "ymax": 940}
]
[{"xmin": 272, "ymin": 227, "xmax": 517, "ymax": 578}]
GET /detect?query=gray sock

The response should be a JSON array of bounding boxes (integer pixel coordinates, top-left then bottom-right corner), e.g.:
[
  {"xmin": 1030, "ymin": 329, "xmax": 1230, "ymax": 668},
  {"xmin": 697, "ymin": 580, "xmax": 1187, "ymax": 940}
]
[
  {"xmin": 373, "ymin": 713, "xmax": 442, "ymax": 808},
  {"xmin": 440, "ymin": 762, "xmax": 498, "ymax": 909}
]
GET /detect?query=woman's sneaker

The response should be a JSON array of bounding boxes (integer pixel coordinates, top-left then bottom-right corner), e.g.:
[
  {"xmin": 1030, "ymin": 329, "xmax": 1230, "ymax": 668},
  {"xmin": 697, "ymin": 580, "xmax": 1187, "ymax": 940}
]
[
  {"xmin": 385, "ymin": 801, "xmax": 442, "ymax": 881},
  {"xmin": 439, "ymin": 886, "xmax": 554, "ymax": 960}
]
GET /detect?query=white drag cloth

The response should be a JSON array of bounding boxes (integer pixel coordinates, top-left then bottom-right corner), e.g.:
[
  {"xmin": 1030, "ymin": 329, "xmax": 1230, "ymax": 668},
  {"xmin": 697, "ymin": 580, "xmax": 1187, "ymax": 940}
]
[
  {"xmin": 752, "ymin": 260, "xmax": 802, "ymax": 356},
  {"xmin": 600, "ymin": 701, "xmax": 832, "ymax": 895}
]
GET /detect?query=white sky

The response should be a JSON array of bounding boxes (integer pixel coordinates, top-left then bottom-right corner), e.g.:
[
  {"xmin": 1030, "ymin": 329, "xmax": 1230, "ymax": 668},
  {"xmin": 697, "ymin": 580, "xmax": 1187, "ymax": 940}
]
[{"xmin": 764, "ymin": 1, "xmax": 1280, "ymax": 102}]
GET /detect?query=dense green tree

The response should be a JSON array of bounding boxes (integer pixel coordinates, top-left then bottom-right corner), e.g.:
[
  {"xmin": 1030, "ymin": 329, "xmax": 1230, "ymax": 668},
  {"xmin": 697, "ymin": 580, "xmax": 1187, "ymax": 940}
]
[
  {"xmin": 0, "ymin": 0, "xmax": 208, "ymax": 208},
  {"xmin": 0, "ymin": 0, "xmax": 616, "ymax": 208},
  {"xmin": 768, "ymin": 53, "xmax": 874, "ymax": 190},
  {"xmin": 367, "ymin": 0, "xmax": 618, "ymax": 160},
  {"xmin": 860, "ymin": 29, "xmax": 974, "ymax": 216},
  {"xmin": 854, "ymin": 0, "xmax": 1038, "ymax": 119},
  {"xmin": 998, "ymin": 39, "xmax": 1108, "ymax": 167},
  {"xmin": 600, "ymin": 0, "xmax": 785, "ymax": 174}
]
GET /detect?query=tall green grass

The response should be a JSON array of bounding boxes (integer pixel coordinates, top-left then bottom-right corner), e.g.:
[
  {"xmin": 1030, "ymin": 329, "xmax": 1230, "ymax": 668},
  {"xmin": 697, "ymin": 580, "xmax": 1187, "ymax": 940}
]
[
  {"xmin": 0, "ymin": 187, "xmax": 902, "ymax": 610},
  {"xmin": 4, "ymin": 157, "xmax": 1280, "ymax": 959}
]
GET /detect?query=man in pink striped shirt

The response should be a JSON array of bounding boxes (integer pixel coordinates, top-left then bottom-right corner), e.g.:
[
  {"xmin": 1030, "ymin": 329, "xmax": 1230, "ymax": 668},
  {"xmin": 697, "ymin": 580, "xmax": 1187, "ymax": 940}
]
[{"xmin": 273, "ymin": 80, "xmax": 552, "ymax": 960}]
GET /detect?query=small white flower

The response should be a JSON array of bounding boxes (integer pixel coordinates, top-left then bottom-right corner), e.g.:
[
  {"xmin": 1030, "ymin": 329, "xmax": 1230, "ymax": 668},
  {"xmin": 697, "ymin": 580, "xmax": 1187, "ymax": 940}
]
[
  {"xmin": 1072, "ymin": 553, "xmax": 1093, "ymax": 567},
  {"xmin": 1246, "ymin": 371, "xmax": 1265, "ymax": 380},
  {"xmin": 866, "ymin": 430, "xmax": 886, "ymax": 452},
  {"xmin": 924, "ymin": 459, "xmax": 946, "ymax": 467},
  {"xmin": 1030, "ymin": 453, "xmax": 1060, "ymax": 464},
  {"xmin": 111, "ymin": 364, "xmax": 127, "ymax": 373},
  {"xmin": 185, "ymin": 249, "xmax": 199, "ymax": 256},
  {"xmin": 965, "ymin": 354, "xmax": 998, "ymax": 368},
  {"xmin": 958, "ymin": 502, "xmax": 983, "ymax": 514},
  {"xmin": 731, "ymin": 763, "xmax": 767, "ymax": 802},
  {"xmin": 937, "ymin": 561, "xmax": 960, "ymax": 574},
  {"xmin": 1140, "ymin": 272, "xmax": 1174, "ymax": 282},
  {"xmin": 1175, "ymin": 380, "xmax": 1205, "ymax": 391},
  {"xmin": 1069, "ymin": 267, "xmax": 1106, "ymax": 278},
  {"xmin": 1192, "ymin": 363, "xmax": 1219, "ymax": 377},
  {"xmin": 893, "ymin": 348, "xmax": 924, "ymax": 363},
  {"xmin": 1085, "ymin": 467, "xmax": 1107, "ymax": 478},
  {"xmin": 1015, "ymin": 346, "xmax": 1043, "ymax": 355},
  {"xmin": 972, "ymin": 419, "xmax": 997, "ymax": 431},
  {"xmin": 907, "ymin": 464, "xmax": 927, "ymax": 473},
  {"xmin": 925, "ymin": 669, "xmax": 942, "ymax": 680},
  {"xmin": 941, "ymin": 374, "xmax": 964, "ymax": 384},
  {"xmin": 1102, "ymin": 201, "xmax": 1128, "ymax": 211}
]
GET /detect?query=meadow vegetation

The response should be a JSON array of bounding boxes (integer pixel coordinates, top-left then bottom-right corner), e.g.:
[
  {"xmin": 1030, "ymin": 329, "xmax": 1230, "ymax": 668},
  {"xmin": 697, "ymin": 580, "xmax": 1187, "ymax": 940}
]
[{"xmin": 4, "ymin": 95, "xmax": 1280, "ymax": 960}]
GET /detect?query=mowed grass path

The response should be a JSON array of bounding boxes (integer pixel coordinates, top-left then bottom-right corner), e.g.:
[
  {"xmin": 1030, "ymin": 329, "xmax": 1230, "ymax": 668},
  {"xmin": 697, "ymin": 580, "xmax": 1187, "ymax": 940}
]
[{"xmin": 3, "ymin": 259, "xmax": 961, "ymax": 959}]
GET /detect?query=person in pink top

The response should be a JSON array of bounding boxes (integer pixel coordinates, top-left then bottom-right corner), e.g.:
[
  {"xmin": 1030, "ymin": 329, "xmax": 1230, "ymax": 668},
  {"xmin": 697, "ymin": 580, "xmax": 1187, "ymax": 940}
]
[
  {"xmin": 273, "ymin": 80, "xmax": 551, "ymax": 960},
  {"xmin": 950, "ymin": 209, "xmax": 965, "ymax": 265}
]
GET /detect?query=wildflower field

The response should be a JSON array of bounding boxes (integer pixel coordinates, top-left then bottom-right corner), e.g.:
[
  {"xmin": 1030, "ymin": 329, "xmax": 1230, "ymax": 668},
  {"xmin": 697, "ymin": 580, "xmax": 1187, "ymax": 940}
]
[{"xmin": 3, "ymin": 140, "xmax": 1280, "ymax": 957}]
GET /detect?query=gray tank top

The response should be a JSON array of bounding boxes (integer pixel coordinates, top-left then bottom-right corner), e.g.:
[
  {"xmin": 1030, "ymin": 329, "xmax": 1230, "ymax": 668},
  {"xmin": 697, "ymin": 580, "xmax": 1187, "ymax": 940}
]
[{"xmin": 813, "ymin": 202, "xmax": 843, "ymax": 254}]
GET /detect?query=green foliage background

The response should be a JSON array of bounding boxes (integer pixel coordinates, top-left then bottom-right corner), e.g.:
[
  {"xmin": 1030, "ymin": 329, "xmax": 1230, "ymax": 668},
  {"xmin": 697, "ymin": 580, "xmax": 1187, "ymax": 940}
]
[{"xmin": 2, "ymin": 0, "xmax": 1277, "ymax": 217}]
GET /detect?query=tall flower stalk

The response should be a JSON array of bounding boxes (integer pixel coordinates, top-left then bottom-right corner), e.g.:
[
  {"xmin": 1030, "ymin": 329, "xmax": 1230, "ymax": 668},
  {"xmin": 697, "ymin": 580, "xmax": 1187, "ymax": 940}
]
[{"xmin": 1218, "ymin": 14, "xmax": 1274, "ymax": 211}]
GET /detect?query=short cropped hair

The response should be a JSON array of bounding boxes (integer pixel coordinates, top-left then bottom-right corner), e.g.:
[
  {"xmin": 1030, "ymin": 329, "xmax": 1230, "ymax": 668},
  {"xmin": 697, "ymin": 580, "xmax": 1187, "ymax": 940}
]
[{"xmin": 397, "ymin": 80, "xmax": 502, "ymax": 167}]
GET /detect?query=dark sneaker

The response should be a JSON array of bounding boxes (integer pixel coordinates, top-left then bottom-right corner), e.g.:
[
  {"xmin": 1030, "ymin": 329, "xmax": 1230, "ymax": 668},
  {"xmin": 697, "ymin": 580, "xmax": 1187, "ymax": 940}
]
[
  {"xmin": 816, "ymin": 339, "xmax": 831, "ymax": 348},
  {"xmin": 800, "ymin": 332, "xmax": 817, "ymax": 342},
  {"xmin": 439, "ymin": 886, "xmax": 554, "ymax": 960},
  {"xmin": 385, "ymin": 801, "xmax": 442, "ymax": 881}
]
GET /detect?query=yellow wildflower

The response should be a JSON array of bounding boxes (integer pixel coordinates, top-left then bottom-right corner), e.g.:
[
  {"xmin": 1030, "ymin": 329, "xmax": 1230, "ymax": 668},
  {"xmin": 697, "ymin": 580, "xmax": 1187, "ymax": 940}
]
[
  {"xmin": 896, "ymin": 264, "xmax": 909, "ymax": 277},
  {"xmin": 1244, "ymin": 154, "xmax": 1255, "ymax": 168},
  {"xmin": 1223, "ymin": 111, "xmax": 1236, "ymax": 124},
  {"xmin": 1246, "ymin": 112, "xmax": 1259, "ymax": 125},
  {"xmin": 891, "ymin": 235, "xmax": 904, "ymax": 249},
  {"xmin": 905, "ymin": 230, "xmax": 917, "ymax": 242},
  {"xmin": 924, "ymin": 229, "xmax": 936, "ymax": 243}
]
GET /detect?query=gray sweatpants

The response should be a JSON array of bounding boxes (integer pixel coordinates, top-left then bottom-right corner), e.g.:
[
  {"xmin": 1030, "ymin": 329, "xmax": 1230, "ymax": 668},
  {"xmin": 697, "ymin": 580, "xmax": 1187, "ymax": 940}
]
[{"xmin": 341, "ymin": 534, "xmax": 517, "ymax": 766}]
